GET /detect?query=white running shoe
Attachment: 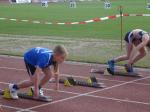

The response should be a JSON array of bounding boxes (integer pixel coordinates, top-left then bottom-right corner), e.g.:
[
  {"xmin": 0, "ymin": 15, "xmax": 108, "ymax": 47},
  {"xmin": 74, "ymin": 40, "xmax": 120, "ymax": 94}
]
[
  {"xmin": 31, "ymin": 87, "xmax": 44, "ymax": 96},
  {"xmin": 9, "ymin": 84, "xmax": 19, "ymax": 99},
  {"xmin": 39, "ymin": 89, "xmax": 44, "ymax": 96}
]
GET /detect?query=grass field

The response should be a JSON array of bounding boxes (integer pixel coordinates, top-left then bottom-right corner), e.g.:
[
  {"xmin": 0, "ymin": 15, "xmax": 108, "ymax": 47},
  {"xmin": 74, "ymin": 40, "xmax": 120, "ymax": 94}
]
[{"xmin": 0, "ymin": 0, "xmax": 150, "ymax": 67}]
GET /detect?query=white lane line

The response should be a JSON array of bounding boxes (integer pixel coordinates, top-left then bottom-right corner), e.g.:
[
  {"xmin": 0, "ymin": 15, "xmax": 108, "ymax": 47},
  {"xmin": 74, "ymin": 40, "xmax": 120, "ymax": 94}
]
[
  {"xmin": 0, "ymin": 81, "xmax": 81, "ymax": 95},
  {"xmin": 1, "ymin": 80, "xmax": 150, "ymax": 110},
  {"xmin": 0, "ymin": 104, "xmax": 36, "ymax": 112},
  {"xmin": 43, "ymin": 88, "xmax": 80, "ymax": 95},
  {"xmin": 0, "ymin": 66, "xmax": 25, "ymax": 71},
  {"xmin": 0, "ymin": 104, "xmax": 25, "ymax": 111},
  {"xmin": 1, "ymin": 80, "xmax": 150, "ymax": 101},
  {"xmin": 86, "ymin": 94, "xmax": 150, "ymax": 106},
  {"xmin": 0, "ymin": 66, "xmax": 125, "ymax": 83},
  {"xmin": 18, "ymin": 75, "xmax": 150, "ymax": 111},
  {"xmin": 1, "ymin": 81, "xmax": 150, "ymax": 106},
  {"xmin": 0, "ymin": 55, "xmax": 150, "ymax": 73},
  {"xmin": 0, "ymin": 66, "xmax": 150, "ymax": 87},
  {"xmin": 61, "ymin": 73, "xmax": 125, "ymax": 83}
]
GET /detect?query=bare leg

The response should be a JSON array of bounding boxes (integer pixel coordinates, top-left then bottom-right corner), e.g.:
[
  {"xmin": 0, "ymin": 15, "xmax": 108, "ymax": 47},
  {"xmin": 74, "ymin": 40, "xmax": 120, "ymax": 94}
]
[
  {"xmin": 114, "ymin": 42, "xmax": 133, "ymax": 62},
  {"xmin": 132, "ymin": 48, "xmax": 146, "ymax": 64},
  {"xmin": 17, "ymin": 80, "xmax": 33, "ymax": 89},
  {"xmin": 17, "ymin": 74, "xmax": 37, "ymax": 89},
  {"xmin": 39, "ymin": 74, "xmax": 52, "ymax": 87}
]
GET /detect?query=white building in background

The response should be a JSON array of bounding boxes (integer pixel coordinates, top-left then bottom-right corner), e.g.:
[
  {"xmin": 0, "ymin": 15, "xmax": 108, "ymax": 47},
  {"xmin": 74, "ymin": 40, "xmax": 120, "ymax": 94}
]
[
  {"xmin": 32, "ymin": 0, "xmax": 58, "ymax": 2},
  {"xmin": 9, "ymin": 0, "xmax": 31, "ymax": 3},
  {"xmin": 8, "ymin": 0, "xmax": 58, "ymax": 3}
]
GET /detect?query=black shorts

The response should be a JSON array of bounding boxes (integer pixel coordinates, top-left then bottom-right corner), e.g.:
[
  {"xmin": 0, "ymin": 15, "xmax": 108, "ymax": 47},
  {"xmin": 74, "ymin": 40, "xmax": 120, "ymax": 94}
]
[
  {"xmin": 24, "ymin": 60, "xmax": 36, "ymax": 76},
  {"xmin": 124, "ymin": 31, "xmax": 131, "ymax": 43}
]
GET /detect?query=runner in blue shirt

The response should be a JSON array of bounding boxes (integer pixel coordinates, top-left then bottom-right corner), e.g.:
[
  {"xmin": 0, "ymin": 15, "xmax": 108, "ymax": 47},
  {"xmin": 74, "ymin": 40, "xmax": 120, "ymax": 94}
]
[{"xmin": 9, "ymin": 45, "xmax": 68, "ymax": 99}]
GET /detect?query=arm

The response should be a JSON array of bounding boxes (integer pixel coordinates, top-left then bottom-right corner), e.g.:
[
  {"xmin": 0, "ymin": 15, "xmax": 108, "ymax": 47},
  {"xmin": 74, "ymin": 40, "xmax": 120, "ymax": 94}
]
[
  {"xmin": 54, "ymin": 63, "xmax": 59, "ymax": 90},
  {"xmin": 128, "ymin": 35, "xmax": 149, "ymax": 65}
]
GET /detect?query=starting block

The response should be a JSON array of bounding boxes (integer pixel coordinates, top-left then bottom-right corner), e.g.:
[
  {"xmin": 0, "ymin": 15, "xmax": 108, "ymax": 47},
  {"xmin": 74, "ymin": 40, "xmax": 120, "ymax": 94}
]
[
  {"xmin": 104, "ymin": 68, "xmax": 142, "ymax": 77},
  {"xmin": 51, "ymin": 76, "xmax": 106, "ymax": 88},
  {"xmin": 0, "ymin": 89, "xmax": 52, "ymax": 102}
]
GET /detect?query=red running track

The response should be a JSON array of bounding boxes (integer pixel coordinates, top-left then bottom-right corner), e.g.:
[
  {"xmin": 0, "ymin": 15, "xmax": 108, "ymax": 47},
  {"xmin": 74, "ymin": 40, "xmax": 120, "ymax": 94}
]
[{"xmin": 0, "ymin": 55, "xmax": 150, "ymax": 112}]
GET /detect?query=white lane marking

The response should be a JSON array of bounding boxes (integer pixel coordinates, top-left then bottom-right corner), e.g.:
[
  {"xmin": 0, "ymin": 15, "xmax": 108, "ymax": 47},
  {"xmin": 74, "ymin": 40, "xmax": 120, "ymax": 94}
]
[
  {"xmin": 0, "ymin": 104, "xmax": 36, "ymax": 112},
  {"xmin": 0, "ymin": 81, "xmax": 80, "ymax": 95},
  {"xmin": 86, "ymin": 94, "xmax": 150, "ymax": 106},
  {"xmin": 2, "ymin": 62, "xmax": 149, "ymax": 111},
  {"xmin": 1, "ymin": 55, "xmax": 150, "ymax": 72},
  {"xmin": 1, "ymin": 75, "xmax": 150, "ymax": 111},
  {"xmin": 18, "ymin": 75, "xmax": 150, "ymax": 111},
  {"xmin": 0, "ymin": 66, "xmax": 125, "ymax": 83},
  {"xmin": 1, "ymin": 80, "xmax": 150, "ymax": 109},
  {"xmin": 0, "ymin": 66, "xmax": 150, "ymax": 86},
  {"xmin": 0, "ymin": 104, "xmax": 25, "ymax": 111},
  {"xmin": 43, "ymin": 88, "xmax": 80, "ymax": 95}
]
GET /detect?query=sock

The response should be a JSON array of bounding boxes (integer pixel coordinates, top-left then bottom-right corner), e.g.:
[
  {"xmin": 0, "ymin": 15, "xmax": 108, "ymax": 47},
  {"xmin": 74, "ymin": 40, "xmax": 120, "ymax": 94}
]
[{"xmin": 13, "ymin": 84, "xmax": 19, "ymax": 90}]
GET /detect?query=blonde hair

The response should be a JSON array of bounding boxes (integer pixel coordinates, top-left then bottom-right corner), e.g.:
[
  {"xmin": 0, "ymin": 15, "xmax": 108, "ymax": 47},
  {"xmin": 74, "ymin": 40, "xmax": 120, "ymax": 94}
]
[{"xmin": 53, "ymin": 45, "xmax": 68, "ymax": 57}]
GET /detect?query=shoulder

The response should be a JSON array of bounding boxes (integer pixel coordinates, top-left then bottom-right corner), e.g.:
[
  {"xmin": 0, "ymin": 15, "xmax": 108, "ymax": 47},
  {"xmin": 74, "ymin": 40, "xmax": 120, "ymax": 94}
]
[{"xmin": 37, "ymin": 49, "xmax": 53, "ymax": 68}]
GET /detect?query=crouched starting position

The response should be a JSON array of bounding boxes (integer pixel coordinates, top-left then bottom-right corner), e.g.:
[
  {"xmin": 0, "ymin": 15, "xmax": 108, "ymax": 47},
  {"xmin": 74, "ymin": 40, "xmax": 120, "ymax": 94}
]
[
  {"xmin": 108, "ymin": 29, "xmax": 150, "ymax": 73},
  {"xmin": 9, "ymin": 45, "xmax": 68, "ymax": 99}
]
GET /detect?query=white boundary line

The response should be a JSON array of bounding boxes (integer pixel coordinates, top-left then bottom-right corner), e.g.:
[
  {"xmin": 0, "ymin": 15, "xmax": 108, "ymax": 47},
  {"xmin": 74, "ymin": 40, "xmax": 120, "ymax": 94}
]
[
  {"xmin": 0, "ymin": 104, "xmax": 31, "ymax": 112},
  {"xmin": 0, "ymin": 66, "xmax": 150, "ymax": 87},
  {"xmin": 0, "ymin": 55, "xmax": 150, "ymax": 72},
  {"xmin": 18, "ymin": 75, "xmax": 150, "ymax": 111},
  {"xmin": 1, "ymin": 80, "xmax": 150, "ymax": 97},
  {"xmin": 0, "ymin": 74, "xmax": 150, "ymax": 111},
  {"xmin": 0, "ymin": 66, "xmax": 124, "ymax": 83},
  {"xmin": 86, "ymin": 95, "xmax": 150, "ymax": 106},
  {"xmin": 0, "ymin": 56, "xmax": 150, "ymax": 111},
  {"xmin": 0, "ymin": 81, "xmax": 80, "ymax": 95},
  {"xmin": 1, "ymin": 81, "xmax": 150, "ymax": 107}
]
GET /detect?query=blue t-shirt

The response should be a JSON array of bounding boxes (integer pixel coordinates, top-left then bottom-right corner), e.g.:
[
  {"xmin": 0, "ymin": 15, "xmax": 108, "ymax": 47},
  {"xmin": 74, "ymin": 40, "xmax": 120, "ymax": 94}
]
[{"xmin": 24, "ymin": 47, "xmax": 55, "ymax": 68}]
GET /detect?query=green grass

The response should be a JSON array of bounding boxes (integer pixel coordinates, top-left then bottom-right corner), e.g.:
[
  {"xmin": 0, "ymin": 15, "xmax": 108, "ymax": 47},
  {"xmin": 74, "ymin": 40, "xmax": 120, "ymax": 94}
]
[
  {"xmin": 0, "ymin": 0, "xmax": 150, "ymax": 67},
  {"xmin": 0, "ymin": 0, "xmax": 150, "ymax": 38}
]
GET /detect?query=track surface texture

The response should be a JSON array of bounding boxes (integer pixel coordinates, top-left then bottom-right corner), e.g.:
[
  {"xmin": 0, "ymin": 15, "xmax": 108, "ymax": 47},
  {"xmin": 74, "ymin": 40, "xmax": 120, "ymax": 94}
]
[{"xmin": 0, "ymin": 55, "xmax": 150, "ymax": 112}]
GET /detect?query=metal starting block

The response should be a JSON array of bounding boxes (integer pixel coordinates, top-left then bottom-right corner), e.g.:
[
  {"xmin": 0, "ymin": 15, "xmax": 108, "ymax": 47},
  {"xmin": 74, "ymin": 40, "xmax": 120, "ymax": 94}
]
[
  {"xmin": 0, "ymin": 89, "xmax": 52, "ymax": 102},
  {"xmin": 105, "ymin": 68, "xmax": 142, "ymax": 77},
  {"xmin": 51, "ymin": 76, "xmax": 106, "ymax": 88}
]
